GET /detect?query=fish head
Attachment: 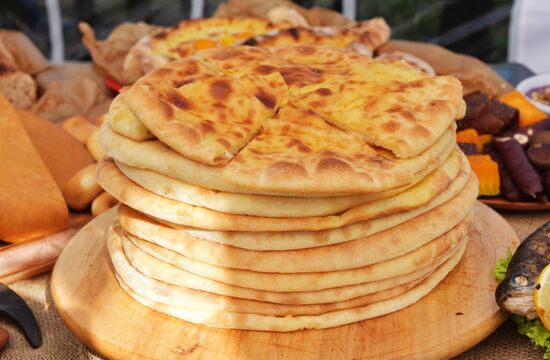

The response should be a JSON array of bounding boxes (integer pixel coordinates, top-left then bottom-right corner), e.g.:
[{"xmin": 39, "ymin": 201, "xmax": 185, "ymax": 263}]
[{"xmin": 495, "ymin": 273, "xmax": 537, "ymax": 319}]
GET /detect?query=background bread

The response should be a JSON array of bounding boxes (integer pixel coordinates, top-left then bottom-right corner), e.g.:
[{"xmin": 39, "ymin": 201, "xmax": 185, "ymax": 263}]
[
  {"xmin": 16, "ymin": 109, "xmax": 94, "ymax": 190},
  {"xmin": 91, "ymin": 192, "xmax": 118, "ymax": 217},
  {"xmin": 0, "ymin": 66, "xmax": 37, "ymax": 109},
  {"xmin": 0, "ymin": 30, "xmax": 48, "ymax": 75},
  {"xmin": 61, "ymin": 116, "xmax": 98, "ymax": 144},
  {"xmin": 0, "ymin": 96, "xmax": 68, "ymax": 243},
  {"xmin": 63, "ymin": 163, "xmax": 103, "ymax": 211}
]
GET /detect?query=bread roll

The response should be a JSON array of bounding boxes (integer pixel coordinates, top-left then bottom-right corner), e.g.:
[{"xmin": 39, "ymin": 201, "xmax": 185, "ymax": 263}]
[
  {"xmin": 91, "ymin": 191, "xmax": 118, "ymax": 217},
  {"xmin": 0, "ymin": 67, "xmax": 37, "ymax": 109},
  {"xmin": 0, "ymin": 96, "xmax": 68, "ymax": 243},
  {"xmin": 86, "ymin": 128, "xmax": 105, "ymax": 161},
  {"xmin": 61, "ymin": 116, "xmax": 98, "ymax": 144},
  {"xmin": 63, "ymin": 163, "xmax": 103, "ymax": 210}
]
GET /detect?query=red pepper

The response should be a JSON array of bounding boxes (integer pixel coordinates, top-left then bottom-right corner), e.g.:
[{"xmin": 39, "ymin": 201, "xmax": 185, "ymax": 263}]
[{"xmin": 104, "ymin": 75, "xmax": 123, "ymax": 92}]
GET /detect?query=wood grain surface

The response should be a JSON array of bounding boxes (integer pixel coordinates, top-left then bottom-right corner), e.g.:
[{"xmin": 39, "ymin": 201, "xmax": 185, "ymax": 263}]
[{"xmin": 51, "ymin": 202, "xmax": 519, "ymax": 360}]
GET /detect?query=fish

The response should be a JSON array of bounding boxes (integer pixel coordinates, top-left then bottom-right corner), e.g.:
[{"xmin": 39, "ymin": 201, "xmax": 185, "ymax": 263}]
[{"xmin": 495, "ymin": 221, "xmax": 550, "ymax": 319}]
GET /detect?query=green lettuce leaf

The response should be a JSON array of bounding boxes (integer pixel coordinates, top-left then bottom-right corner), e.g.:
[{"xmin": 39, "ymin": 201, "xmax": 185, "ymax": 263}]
[
  {"xmin": 512, "ymin": 315, "xmax": 550, "ymax": 359},
  {"xmin": 494, "ymin": 248, "xmax": 513, "ymax": 282},
  {"xmin": 495, "ymin": 249, "xmax": 550, "ymax": 358}
]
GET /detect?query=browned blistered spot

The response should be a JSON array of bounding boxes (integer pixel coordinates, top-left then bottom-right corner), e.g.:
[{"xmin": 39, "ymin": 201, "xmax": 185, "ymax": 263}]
[
  {"xmin": 399, "ymin": 110, "xmax": 416, "ymax": 122},
  {"xmin": 387, "ymin": 105, "xmax": 401, "ymax": 113},
  {"xmin": 240, "ymin": 55, "xmax": 256, "ymax": 62},
  {"xmin": 280, "ymin": 66, "xmax": 323, "ymax": 86},
  {"xmin": 210, "ymin": 79, "xmax": 232, "ymax": 100},
  {"xmin": 383, "ymin": 120, "xmax": 401, "ymax": 132},
  {"xmin": 200, "ymin": 120, "xmax": 215, "ymax": 134},
  {"xmin": 181, "ymin": 60, "xmax": 199, "ymax": 75},
  {"xmin": 173, "ymin": 78, "xmax": 194, "ymax": 87},
  {"xmin": 180, "ymin": 126, "xmax": 200, "ymax": 145},
  {"xmin": 217, "ymin": 138, "xmax": 231, "ymax": 148},
  {"xmin": 287, "ymin": 138, "xmax": 312, "ymax": 153},
  {"xmin": 216, "ymin": 110, "xmax": 227, "ymax": 122},
  {"xmin": 309, "ymin": 100, "xmax": 327, "ymax": 108},
  {"xmin": 167, "ymin": 91, "xmax": 193, "ymax": 110},
  {"xmin": 413, "ymin": 124, "xmax": 431, "ymax": 138},
  {"xmin": 287, "ymin": 28, "xmax": 300, "ymax": 40},
  {"xmin": 317, "ymin": 158, "xmax": 353, "ymax": 173},
  {"xmin": 406, "ymin": 78, "xmax": 426, "ymax": 88},
  {"xmin": 268, "ymin": 161, "xmax": 307, "ymax": 177},
  {"xmin": 175, "ymin": 47, "xmax": 191, "ymax": 58},
  {"xmin": 243, "ymin": 117, "xmax": 253, "ymax": 125},
  {"xmin": 152, "ymin": 68, "xmax": 174, "ymax": 78},
  {"xmin": 392, "ymin": 82, "xmax": 407, "ymax": 92},
  {"xmin": 153, "ymin": 31, "xmax": 168, "ymax": 40},
  {"xmin": 211, "ymin": 48, "xmax": 239, "ymax": 60},
  {"xmin": 321, "ymin": 150, "xmax": 337, "ymax": 157},
  {"xmin": 231, "ymin": 130, "xmax": 243, "ymax": 138},
  {"xmin": 255, "ymin": 65, "xmax": 276, "ymax": 75},
  {"xmin": 316, "ymin": 88, "xmax": 332, "ymax": 96},
  {"xmin": 297, "ymin": 45, "xmax": 316, "ymax": 55},
  {"xmin": 158, "ymin": 99, "xmax": 174, "ymax": 118},
  {"xmin": 280, "ymin": 124, "xmax": 291, "ymax": 135},
  {"xmin": 242, "ymin": 38, "xmax": 258, "ymax": 46},
  {"xmin": 255, "ymin": 88, "xmax": 276, "ymax": 109}
]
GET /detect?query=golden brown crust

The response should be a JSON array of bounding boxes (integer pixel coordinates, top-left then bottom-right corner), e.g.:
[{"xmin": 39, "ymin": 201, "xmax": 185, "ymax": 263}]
[
  {"xmin": 117, "ymin": 45, "xmax": 464, "ymax": 194},
  {"xmin": 245, "ymin": 18, "xmax": 390, "ymax": 57},
  {"xmin": 97, "ymin": 150, "xmax": 467, "ymax": 232}
]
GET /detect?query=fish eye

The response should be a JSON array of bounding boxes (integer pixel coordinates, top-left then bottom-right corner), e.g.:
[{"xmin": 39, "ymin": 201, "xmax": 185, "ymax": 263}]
[{"xmin": 514, "ymin": 276, "xmax": 529, "ymax": 286}]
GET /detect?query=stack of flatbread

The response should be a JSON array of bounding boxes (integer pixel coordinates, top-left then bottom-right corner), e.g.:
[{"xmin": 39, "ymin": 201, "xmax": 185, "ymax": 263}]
[{"xmin": 97, "ymin": 44, "xmax": 477, "ymax": 331}]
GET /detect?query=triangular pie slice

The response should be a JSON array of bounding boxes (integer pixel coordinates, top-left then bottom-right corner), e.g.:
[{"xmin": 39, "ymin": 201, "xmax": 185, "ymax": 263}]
[
  {"xmin": 224, "ymin": 103, "xmax": 407, "ymax": 194},
  {"xmin": 126, "ymin": 70, "xmax": 272, "ymax": 165}
]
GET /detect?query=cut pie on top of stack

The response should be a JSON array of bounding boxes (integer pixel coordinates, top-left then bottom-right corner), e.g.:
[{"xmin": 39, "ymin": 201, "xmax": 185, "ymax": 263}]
[{"xmin": 97, "ymin": 44, "xmax": 477, "ymax": 331}]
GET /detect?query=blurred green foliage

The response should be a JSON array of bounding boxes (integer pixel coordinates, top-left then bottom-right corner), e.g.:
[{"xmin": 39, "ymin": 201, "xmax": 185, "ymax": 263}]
[{"xmin": 0, "ymin": 0, "xmax": 514, "ymax": 63}]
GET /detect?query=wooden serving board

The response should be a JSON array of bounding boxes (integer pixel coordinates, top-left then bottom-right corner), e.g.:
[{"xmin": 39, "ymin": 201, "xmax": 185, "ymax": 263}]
[{"xmin": 51, "ymin": 202, "xmax": 518, "ymax": 360}]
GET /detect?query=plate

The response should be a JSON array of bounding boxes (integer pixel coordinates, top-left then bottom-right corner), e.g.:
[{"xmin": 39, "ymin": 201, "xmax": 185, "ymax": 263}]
[{"xmin": 480, "ymin": 197, "xmax": 550, "ymax": 211}]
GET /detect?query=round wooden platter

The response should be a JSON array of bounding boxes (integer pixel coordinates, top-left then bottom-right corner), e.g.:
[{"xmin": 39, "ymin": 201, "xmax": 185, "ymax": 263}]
[
  {"xmin": 51, "ymin": 202, "xmax": 519, "ymax": 360},
  {"xmin": 480, "ymin": 197, "xmax": 550, "ymax": 211}
]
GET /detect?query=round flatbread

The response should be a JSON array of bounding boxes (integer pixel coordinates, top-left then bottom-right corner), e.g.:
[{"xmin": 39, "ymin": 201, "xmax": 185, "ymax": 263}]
[
  {"xmin": 116, "ymin": 240, "xmax": 466, "ymax": 331},
  {"xmin": 116, "ymin": 147, "xmax": 458, "ymax": 217},
  {"xmin": 117, "ymin": 174, "xmax": 474, "ymax": 273},
  {"xmin": 243, "ymin": 18, "xmax": 390, "ymax": 57},
  {"xmin": 109, "ymin": 227, "xmax": 437, "ymax": 316},
  {"xmin": 123, "ymin": 17, "xmax": 291, "ymax": 83},
  {"xmin": 120, "ymin": 225, "xmax": 456, "ymax": 305},
  {"xmin": 100, "ymin": 119, "xmax": 456, "ymax": 197},
  {"xmin": 103, "ymin": 44, "xmax": 465, "ymax": 196},
  {"xmin": 122, "ymin": 215, "xmax": 469, "ymax": 292},
  {"xmin": 98, "ymin": 149, "xmax": 467, "ymax": 232},
  {"xmin": 116, "ymin": 167, "xmax": 474, "ymax": 257}
]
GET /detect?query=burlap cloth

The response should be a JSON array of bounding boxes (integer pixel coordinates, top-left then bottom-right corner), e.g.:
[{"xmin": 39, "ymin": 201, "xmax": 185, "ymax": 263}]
[{"xmin": 0, "ymin": 210, "xmax": 548, "ymax": 359}]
